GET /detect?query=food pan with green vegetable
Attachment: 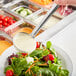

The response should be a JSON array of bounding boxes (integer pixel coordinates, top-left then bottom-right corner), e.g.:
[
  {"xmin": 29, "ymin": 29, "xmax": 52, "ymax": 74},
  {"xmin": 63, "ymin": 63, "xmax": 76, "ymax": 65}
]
[{"xmin": 4, "ymin": 0, "xmax": 41, "ymax": 18}]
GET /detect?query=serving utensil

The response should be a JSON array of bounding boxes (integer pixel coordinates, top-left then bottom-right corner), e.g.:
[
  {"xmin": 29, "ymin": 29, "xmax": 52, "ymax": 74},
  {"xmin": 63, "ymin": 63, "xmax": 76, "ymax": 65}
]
[{"xmin": 31, "ymin": 3, "xmax": 59, "ymax": 37}]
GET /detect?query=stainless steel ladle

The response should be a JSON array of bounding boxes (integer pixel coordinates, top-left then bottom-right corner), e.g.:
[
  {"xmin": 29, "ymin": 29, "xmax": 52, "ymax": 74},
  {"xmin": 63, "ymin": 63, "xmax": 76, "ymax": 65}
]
[{"xmin": 13, "ymin": 3, "xmax": 59, "ymax": 53}]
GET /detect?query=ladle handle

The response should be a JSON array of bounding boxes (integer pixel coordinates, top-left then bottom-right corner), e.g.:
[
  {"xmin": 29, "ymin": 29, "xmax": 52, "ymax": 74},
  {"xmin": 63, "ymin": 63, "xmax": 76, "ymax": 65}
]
[{"xmin": 31, "ymin": 3, "xmax": 59, "ymax": 38}]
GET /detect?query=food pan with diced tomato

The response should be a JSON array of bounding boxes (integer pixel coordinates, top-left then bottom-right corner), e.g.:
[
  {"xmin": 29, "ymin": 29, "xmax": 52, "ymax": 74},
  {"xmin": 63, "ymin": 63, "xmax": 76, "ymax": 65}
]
[{"xmin": 0, "ymin": 8, "xmax": 22, "ymax": 31}]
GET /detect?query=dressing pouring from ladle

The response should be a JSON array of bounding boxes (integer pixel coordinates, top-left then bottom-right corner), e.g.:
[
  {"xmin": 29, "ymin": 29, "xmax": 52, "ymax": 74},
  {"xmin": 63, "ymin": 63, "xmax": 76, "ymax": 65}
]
[{"xmin": 13, "ymin": 3, "xmax": 59, "ymax": 54}]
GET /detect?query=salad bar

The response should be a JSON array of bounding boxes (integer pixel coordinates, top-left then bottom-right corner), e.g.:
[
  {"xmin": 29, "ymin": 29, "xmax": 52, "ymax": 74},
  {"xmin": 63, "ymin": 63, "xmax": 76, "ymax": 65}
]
[{"xmin": 0, "ymin": 0, "xmax": 76, "ymax": 76}]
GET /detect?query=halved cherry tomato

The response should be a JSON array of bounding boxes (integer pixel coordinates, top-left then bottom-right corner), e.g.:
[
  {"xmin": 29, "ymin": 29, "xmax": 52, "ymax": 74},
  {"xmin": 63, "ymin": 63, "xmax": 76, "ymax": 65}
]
[
  {"xmin": 48, "ymin": 54, "xmax": 54, "ymax": 61},
  {"xmin": 0, "ymin": 15, "xmax": 4, "ymax": 20},
  {"xmin": 0, "ymin": 24, "xmax": 2, "ymax": 28},
  {"xmin": 5, "ymin": 16, "xmax": 10, "ymax": 20},
  {"xmin": 13, "ymin": 20, "xmax": 16, "ymax": 23},
  {"xmin": 8, "ymin": 19, "xmax": 13, "ymax": 25},
  {"xmin": 22, "ymin": 53, "xmax": 28, "ymax": 56},
  {"xmin": 7, "ymin": 23, "xmax": 10, "ymax": 27},
  {"xmin": 0, "ymin": 20, "xmax": 2, "ymax": 24},
  {"xmin": 6, "ymin": 70, "xmax": 14, "ymax": 76},
  {"xmin": 3, "ymin": 22, "xmax": 8, "ymax": 27},
  {"xmin": 0, "ymin": 15, "xmax": 15, "ymax": 28},
  {"xmin": 3, "ymin": 16, "xmax": 9, "ymax": 22},
  {"xmin": 8, "ymin": 17, "xmax": 13, "ymax": 20},
  {"xmin": 36, "ymin": 42, "xmax": 40, "ymax": 48}
]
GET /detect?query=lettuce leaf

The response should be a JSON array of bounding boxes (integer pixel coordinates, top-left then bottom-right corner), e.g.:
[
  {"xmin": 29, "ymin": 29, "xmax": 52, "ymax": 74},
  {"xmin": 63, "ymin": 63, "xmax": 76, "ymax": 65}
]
[
  {"xmin": 30, "ymin": 49, "xmax": 49, "ymax": 59},
  {"xmin": 4, "ymin": 65, "xmax": 13, "ymax": 73},
  {"xmin": 9, "ymin": 57, "xmax": 27, "ymax": 75},
  {"xmin": 30, "ymin": 49, "xmax": 43, "ymax": 57},
  {"xmin": 36, "ymin": 68, "xmax": 54, "ymax": 76},
  {"xmin": 48, "ymin": 61, "xmax": 69, "ymax": 76},
  {"xmin": 46, "ymin": 41, "xmax": 52, "ymax": 49}
]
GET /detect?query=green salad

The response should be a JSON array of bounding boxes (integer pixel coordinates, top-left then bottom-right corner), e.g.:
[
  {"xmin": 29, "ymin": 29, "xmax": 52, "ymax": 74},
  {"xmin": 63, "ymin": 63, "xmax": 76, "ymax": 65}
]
[{"xmin": 4, "ymin": 41, "xmax": 69, "ymax": 76}]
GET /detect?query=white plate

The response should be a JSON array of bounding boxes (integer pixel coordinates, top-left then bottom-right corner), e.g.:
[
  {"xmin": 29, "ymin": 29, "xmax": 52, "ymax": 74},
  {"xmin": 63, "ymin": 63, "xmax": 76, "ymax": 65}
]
[{"xmin": 0, "ymin": 45, "xmax": 73, "ymax": 76}]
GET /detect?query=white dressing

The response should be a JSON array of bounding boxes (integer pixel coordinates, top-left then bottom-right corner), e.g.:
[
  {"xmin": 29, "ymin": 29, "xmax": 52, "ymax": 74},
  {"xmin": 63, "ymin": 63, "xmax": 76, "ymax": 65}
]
[{"xmin": 13, "ymin": 33, "xmax": 36, "ymax": 54}]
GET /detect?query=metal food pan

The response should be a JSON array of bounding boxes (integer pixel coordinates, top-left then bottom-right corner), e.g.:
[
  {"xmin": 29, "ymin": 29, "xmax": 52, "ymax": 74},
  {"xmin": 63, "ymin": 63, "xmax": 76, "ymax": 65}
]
[
  {"xmin": 25, "ymin": 4, "xmax": 76, "ymax": 30},
  {"xmin": 0, "ymin": 31, "xmax": 12, "ymax": 42},
  {"xmin": 28, "ymin": 0, "xmax": 76, "ymax": 18},
  {"xmin": 25, "ymin": 8, "xmax": 61, "ymax": 30},
  {"xmin": 0, "ymin": 31, "xmax": 13, "ymax": 56},
  {"xmin": 3, "ymin": 0, "xmax": 42, "ymax": 18},
  {"xmin": 0, "ymin": 8, "xmax": 22, "ymax": 31},
  {"xmin": 5, "ymin": 20, "xmax": 44, "ymax": 38},
  {"xmin": 35, "ymin": 11, "xmax": 76, "ymax": 42}
]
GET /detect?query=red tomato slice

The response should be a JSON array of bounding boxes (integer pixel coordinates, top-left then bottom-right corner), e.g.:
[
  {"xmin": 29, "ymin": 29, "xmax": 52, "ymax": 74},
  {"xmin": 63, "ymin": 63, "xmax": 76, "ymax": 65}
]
[
  {"xmin": 3, "ymin": 22, "xmax": 8, "ymax": 27},
  {"xmin": 48, "ymin": 54, "xmax": 54, "ymax": 61},
  {"xmin": 0, "ymin": 15, "xmax": 4, "ymax": 20},
  {"xmin": 0, "ymin": 24, "xmax": 2, "ymax": 28},
  {"xmin": 0, "ymin": 20, "xmax": 3, "ymax": 24},
  {"xmin": 13, "ymin": 20, "xmax": 16, "ymax": 23},
  {"xmin": 5, "ymin": 16, "xmax": 10, "ymax": 20},
  {"xmin": 8, "ymin": 19, "xmax": 13, "ymax": 25},
  {"xmin": 3, "ymin": 16, "xmax": 9, "ymax": 22},
  {"xmin": 8, "ymin": 17, "xmax": 13, "ymax": 20},
  {"xmin": 7, "ymin": 23, "xmax": 10, "ymax": 27},
  {"xmin": 36, "ymin": 42, "xmax": 40, "ymax": 48},
  {"xmin": 6, "ymin": 70, "xmax": 14, "ymax": 76},
  {"xmin": 22, "ymin": 53, "xmax": 28, "ymax": 56}
]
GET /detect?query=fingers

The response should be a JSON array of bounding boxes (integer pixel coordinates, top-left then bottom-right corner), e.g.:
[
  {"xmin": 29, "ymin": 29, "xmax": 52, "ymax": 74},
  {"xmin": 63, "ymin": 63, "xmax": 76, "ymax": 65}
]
[{"xmin": 54, "ymin": 0, "xmax": 68, "ymax": 5}]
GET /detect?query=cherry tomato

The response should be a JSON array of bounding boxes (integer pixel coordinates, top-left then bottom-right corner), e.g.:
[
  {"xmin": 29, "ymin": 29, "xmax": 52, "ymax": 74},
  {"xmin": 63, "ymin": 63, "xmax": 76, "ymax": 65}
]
[
  {"xmin": 3, "ymin": 22, "xmax": 8, "ymax": 27},
  {"xmin": 48, "ymin": 54, "xmax": 54, "ymax": 61},
  {"xmin": 8, "ymin": 19, "xmax": 13, "ymax": 25},
  {"xmin": 0, "ymin": 15, "xmax": 4, "ymax": 20},
  {"xmin": 7, "ymin": 23, "xmax": 10, "ymax": 27},
  {"xmin": 0, "ymin": 20, "xmax": 2, "ymax": 24},
  {"xmin": 5, "ymin": 16, "xmax": 10, "ymax": 20},
  {"xmin": 13, "ymin": 20, "xmax": 16, "ymax": 23},
  {"xmin": 22, "ymin": 53, "xmax": 28, "ymax": 56},
  {"xmin": 8, "ymin": 17, "xmax": 13, "ymax": 20},
  {"xmin": 0, "ymin": 24, "xmax": 2, "ymax": 28},
  {"xmin": 6, "ymin": 70, "xmax": 14, "ymax": 76},
  {"xmin": 36, "ymin": 42, "xmax": 40, "ymax": 48},
  {"xmin": 4, "ymin": 23, "xmax": 10, "ymax": 27},
  {"xmin": 3, "ymin": 16, "xmax": 9, "ymax": 22}
]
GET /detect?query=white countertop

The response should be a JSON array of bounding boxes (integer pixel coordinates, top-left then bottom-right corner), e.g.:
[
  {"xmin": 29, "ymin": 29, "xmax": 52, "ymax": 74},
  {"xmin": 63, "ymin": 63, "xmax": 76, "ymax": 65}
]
[
  {"xmin": 38, "ymin": 20, "xmax": 76, "ymax": 76},
  {"xmin": 50, "ymin": 20, "xmax": 76, "ymax": 76}
]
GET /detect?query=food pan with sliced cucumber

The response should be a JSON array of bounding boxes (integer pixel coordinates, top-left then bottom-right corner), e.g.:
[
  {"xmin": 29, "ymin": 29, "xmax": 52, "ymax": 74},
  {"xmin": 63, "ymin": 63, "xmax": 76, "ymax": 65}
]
[{"xmin": 15, "ymin": 6, "xmax": 33, "ymax": 17}]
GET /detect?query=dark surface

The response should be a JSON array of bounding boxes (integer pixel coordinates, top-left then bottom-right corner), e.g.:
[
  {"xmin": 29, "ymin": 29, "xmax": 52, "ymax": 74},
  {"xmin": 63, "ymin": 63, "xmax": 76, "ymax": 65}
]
[{"xmin": 3, "ymin": 0, "xmax": 13, "ymax": 4}]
